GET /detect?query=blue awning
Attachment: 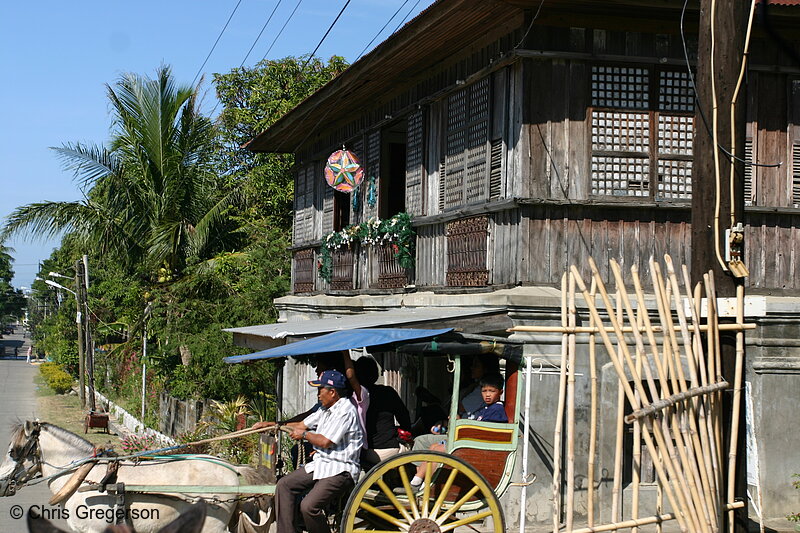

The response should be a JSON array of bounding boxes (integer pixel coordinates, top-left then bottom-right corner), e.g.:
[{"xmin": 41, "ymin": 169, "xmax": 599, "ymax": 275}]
[{"xmin": 224, "ymin": 327, "xmax": 453, "ymax": 363}]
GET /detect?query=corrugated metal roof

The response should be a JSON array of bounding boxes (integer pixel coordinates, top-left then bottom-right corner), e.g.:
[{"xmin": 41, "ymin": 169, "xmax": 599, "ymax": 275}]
[{"xmin": 224, "ymin": 306, "xmax": 506, "ymax": 339}]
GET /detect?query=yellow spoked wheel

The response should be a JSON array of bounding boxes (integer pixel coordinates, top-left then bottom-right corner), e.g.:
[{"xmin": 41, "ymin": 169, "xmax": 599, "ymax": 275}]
[{"xmin": 341, "ymin": 451, "xmax": 504, "ymax": 533}]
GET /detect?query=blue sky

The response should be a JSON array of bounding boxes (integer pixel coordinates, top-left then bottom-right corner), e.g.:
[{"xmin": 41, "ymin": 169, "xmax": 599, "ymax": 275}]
[{"xmin": 0, "ymin": 0, "xmax": 434, "ymax": 289}]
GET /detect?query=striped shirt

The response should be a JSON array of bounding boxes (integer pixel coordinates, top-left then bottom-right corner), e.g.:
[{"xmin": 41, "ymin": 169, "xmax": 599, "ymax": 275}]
[{"xmin": 303, "ymin": 396, "xmax": 363, "ymax": 481}]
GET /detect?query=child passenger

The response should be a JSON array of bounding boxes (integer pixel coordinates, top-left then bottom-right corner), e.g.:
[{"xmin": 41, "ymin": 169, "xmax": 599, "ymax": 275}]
[{"xmin": 402, "ymin": 373, "xmax": 508, "ymax": 494}]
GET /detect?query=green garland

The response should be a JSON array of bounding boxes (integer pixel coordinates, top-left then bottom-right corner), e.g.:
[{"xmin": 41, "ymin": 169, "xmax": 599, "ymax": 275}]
[{"xmin": 318, "ymin": 212, "xmax": 416, "ymax": 283}]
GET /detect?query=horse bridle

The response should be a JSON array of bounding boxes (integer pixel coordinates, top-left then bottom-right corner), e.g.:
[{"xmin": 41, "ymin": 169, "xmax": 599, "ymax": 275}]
[{"xmin": 1, "ymin": 422, "xmax": 43, "ymax": 496}]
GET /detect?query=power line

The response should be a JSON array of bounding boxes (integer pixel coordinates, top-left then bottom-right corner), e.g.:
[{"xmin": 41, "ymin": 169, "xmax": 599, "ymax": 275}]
[
  {"xmin": 192, "ymin": 0, "xmax": 245, "ymax": 87},
  {"xmin": 240, "ymin": 0, "xmax": 284, "ymax": 68},
  {"xmin": 300, "ymin": 0, "xmax": 354, "ymax": 71},
  {"xmin": 392, "ymin": 0, "xmax": 422, "ymax": 34},
  {"xmin": 261, "ymin": 0, "xmax": 304, "ymax": 61},
  {"xmin": 356, "ymin": 0, "xmax": 412, "ymax": 59}
]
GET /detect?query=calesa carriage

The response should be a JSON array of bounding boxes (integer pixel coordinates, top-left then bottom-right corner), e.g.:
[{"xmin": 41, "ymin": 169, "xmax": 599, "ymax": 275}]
[{"xmin": 1, "ymin": 256, "xmax": 752, "ymax": 533}]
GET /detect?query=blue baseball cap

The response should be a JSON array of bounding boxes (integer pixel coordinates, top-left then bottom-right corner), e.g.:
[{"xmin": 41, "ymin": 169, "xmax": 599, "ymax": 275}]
[{"xmin": 309, "ymin": 369, "xmax": 347, "ymax": 389}]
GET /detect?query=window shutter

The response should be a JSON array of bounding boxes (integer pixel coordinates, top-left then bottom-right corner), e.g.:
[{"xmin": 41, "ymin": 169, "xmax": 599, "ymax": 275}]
[
  {"xmin": 489, "ymin": 138, "xmax": 503, "ymax": 199},
  {"xmin": 294, "ymin": 165, "xmax": 315, "ymax": 244},
  {"xmin": 406, "ymin": 110, "xmax": 424, "ymax": 216},
  {"xmin": 793, "ymin": 142, "xmax": 800, "ymax": 207},
  {"xmin": 438, "ymin": 157, "xmax": 446, "ymax": 212},
  {"xmin": 366, "ymin": 131, "xmax": 381, "ymax": 219},
  {"xmin": 322, "ymin": 162, "xmax": 334, "ymax": 234}
]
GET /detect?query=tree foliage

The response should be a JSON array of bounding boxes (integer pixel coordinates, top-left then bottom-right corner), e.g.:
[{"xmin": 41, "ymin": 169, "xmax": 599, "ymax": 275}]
[
  {"xmin": 5, "ymin": 57, "xmax": 344, "ymax": 409},
  {"xmin": 214, "ymin": 55, "xmax": 348, "ymax": 228}
]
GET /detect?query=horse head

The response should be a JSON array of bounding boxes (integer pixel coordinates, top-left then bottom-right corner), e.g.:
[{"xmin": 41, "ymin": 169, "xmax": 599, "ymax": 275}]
[{"xmin": 0, "ymin": 420, "xmax": 43, "ymax": 497}]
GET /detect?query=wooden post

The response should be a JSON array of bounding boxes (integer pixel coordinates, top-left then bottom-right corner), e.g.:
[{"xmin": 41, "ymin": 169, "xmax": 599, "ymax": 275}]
[{"xmin": 692, "ymin": 0, "xmax": 749, "ymax": 527}]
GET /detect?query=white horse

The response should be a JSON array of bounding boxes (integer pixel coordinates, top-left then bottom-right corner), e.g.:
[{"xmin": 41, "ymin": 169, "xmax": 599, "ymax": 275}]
[{"xmin": 0, "ymin": 421, "xmax": 271, "ymax": 533}]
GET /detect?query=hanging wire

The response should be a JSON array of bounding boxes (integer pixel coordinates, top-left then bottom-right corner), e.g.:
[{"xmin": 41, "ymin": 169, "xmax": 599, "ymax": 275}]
[
  {"xmin": 192, "ymin": 0, "xmax": 245, "ymax": 86},
  {"xmin": 239, "ymin": 0, "xmax": 285, "ymax": 68}
]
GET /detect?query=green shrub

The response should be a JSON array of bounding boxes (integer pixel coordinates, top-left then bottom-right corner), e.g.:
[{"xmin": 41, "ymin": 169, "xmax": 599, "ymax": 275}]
[{"xmin": 41, "ymin": 363, "xmax": 74, "ymax": 394}]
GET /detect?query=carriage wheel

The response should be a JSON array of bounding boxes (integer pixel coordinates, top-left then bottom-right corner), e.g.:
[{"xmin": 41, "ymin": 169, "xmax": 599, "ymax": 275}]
[{"xmin": 341, "ymin": 451, "xmax": 504, "ymax": 533}]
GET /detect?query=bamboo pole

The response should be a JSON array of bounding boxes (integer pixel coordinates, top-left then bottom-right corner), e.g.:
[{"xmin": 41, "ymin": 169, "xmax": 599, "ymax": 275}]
[
  {"xmin": 726, "ymin": 283, "xmax": 746, "ymax": 533},
  {"xmin": 570, "ymin": 501, "xmax": 746, "ymax": 533},
  {"xmin": 571, "ymin": 264, "xmax": 690, "ymax": 533},
  {"xmin": 507, "ymin": 324, "xmax": 754, "ymax": 334},
  {"xmin": 610, "ymin": 289, "xmax": 625, "ymax": 524},
  {"xmin": 552, "ymin": 273, "xmax": 569, "ymax": 533},
  {"xmin": 632, "ymin": 305, "xmax": 644, "ymax": 533},
  {"xmin": 687, "ymin": 269, "xmax": 722, "ymax": 505},
  {"xmin": 587, "ymin": 278, "xmax": 598, "ymax": 527},
  {"xmin": 608, "ymin": 259, "xmax": 705, "ymax": 532},
  {"xmin": 566, "ymin": 272, "xmax": 577, "ymax": 532},
  {"xmin": 657, "ymin": 454, "xmax": 664, "ymax": 533},
  {"xmin": 625, "ymin": 381, "xmax": 729, "ymax": 422},
  {"xmin": 705, "ymin": 273, "xmax": 725, "ymax": 503},
  {"xmin": 665, "ymin": 256, "xmax": 720, "ymax": 528},
  {"xmin": 650, "ymin": 260, "xmax": 711, "ymax": 533}
]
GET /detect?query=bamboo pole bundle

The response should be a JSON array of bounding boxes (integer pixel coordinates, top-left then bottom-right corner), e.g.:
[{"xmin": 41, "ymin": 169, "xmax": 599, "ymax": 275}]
[
  {"xmin": 631, "ymin": 303, "xmax": 646, "ymax": 533},
  {"xmin": 665, "ymin": 257, "xmax": 720, "ymax": 527},
  {"xmin": 587, "ymin": 278, "xmax": 598, "ymax": 528},
  {"xmin": 704, "ymin": 273, "xmax": 725, "ymax": 502},
  {"xmin": 726, "ymin": 284, "xmax": 746, "ymax": 533},
  {"xmin": 650, "ymin": 260, "xmax": 712, "ymax": 532},
  {"xmin": 552, "ymin": 273, "xmax": 569, "ymax": 533},
  {"xmin": 609, "ymin": 288, "xmax": 625, "ymax": 524},
  {"xmin": 507, "ymin": 324, "xmax": 753, "ymax": 334},
  {"xmin": 654, "ymin": 260, "xmax": 715, "ymax": 531},
  {"xmin": 566, "ymin": 272, "xmax": 577, "ymax": 531},
  {"xmin": 571, "ymin": 264, "xmax": 691, "ymax": 533},
  {"xmin": 610, "ymin": 259, "xmax": 706, "ymax": 533},
  {"xmin": 689, "ymin": 270, "xmax": 722, "ymax": 505}
]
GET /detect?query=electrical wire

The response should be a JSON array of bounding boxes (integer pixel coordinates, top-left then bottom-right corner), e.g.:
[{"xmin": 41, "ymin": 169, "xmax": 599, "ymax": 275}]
[
  {"xmin": 679, "ymin": 0, "xmax": 781, "ymax": 170},
  {"xmin": 299, "ymin": 0, "xmax": 354, "ymax": 72},
  {"xmin": 728, "ymin": 0, "xmax": 758, "ymax": 227},
  {"xmin": 239, "ymin": 0, "xmax": 284, "ymax": 68},
  {"xmin": 192, "ymin": 0, "xmax": 245, "ymax": 86},
  {"xmin": 392, "ymin": 0, "xmax": 422, "ymax": 34},
  {"xmin": 355, "ymin": 0, "xmax": 412, "ymax": 59},
  {"xmin": 261, "ymin": 0, "xmax": 304, "ymax": 61}
]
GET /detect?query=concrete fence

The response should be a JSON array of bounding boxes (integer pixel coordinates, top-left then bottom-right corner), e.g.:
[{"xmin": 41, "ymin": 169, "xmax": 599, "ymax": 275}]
[{"xmin": 90, "ymin": 388, "xmax": 176, "ymax": 447}]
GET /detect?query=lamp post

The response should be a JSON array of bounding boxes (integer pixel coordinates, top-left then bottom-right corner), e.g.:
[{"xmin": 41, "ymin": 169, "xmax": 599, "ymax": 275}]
[{"xmin": 45, "ymin": 278, "xmax": 85, "ymax": 408}]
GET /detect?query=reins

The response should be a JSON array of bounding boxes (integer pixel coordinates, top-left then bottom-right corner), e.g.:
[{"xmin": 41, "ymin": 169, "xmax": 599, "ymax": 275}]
[{"xmin": 17, "ymin": 423, "xmax": 291, "ymax": 488}]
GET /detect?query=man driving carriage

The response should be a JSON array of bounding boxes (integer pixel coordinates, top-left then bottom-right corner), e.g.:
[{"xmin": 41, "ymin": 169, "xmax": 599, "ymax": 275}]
[{"xmin": 274, "ymin": 369, "xmax": 363, "ymax": 533}]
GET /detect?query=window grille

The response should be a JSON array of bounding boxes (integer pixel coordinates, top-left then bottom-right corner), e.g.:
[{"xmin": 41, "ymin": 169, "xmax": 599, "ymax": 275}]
[
  {"xmin": 590, "ymin": 65, "xmax": 694, "ymax": 201},
  {"xmin": 591, "ymin": 65, "xmax": 649, "ymax": 110}
]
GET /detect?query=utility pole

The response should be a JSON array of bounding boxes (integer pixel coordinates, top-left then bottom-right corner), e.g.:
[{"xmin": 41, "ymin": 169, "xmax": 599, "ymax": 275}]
[
  {"xmin": 83, "ymin": 254, "xmax": 96, "ymax": 412},
  {"xmin": 692, "ymin": 1, "xmax": 748, "ymax": 532},
  {"xmin": 75, "ymin": 259, "xmax": 86, "ymax": 409}
]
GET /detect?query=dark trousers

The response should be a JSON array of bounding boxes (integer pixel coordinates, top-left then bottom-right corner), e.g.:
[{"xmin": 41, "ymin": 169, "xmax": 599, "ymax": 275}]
[{"xmin": 275, "ymin": 467, "xmax": 354, "ymax": 533}]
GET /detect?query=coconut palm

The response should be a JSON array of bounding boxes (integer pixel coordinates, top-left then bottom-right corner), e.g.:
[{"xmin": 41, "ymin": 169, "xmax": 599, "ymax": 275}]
[{"xmin": 1, "ymin": 66, "xmax": 239, "ymax": 278}]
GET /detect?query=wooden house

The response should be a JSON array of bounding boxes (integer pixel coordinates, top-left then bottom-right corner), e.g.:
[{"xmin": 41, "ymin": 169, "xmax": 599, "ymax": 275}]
[{"xmin": 235, "ymin": 0, "xmax": 800, "ymax": 528}]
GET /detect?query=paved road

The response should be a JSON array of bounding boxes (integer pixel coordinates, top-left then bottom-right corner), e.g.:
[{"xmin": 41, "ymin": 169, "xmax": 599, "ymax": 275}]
[{"xmin": 0, "ymin": 326, "xmax": 69, "ymax": 530}]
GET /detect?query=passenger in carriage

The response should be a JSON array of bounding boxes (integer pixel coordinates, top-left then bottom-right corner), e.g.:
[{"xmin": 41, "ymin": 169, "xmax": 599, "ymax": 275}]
[
  {"xmin": 354, "ymin": 356, "xmax": 412, "ymax": 468},
  {"xmin": 399, "ymin": 372, "xmax": 508, "ymax": 494}
]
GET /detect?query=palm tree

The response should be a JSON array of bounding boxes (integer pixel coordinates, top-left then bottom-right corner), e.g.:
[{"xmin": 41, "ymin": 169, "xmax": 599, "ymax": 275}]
[{"xmin": 1, "ymin": 66, "xmax": 239, "ymax": 278}]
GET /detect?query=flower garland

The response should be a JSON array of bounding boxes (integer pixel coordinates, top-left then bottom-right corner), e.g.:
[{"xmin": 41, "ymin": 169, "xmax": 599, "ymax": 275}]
[{"xmin": 318, "ymin": 212, "xmax": 416, "ymax": 283}]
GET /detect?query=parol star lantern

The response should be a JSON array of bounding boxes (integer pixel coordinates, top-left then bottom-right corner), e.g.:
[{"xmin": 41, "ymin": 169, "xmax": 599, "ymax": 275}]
[{"xmin": 324, "ymin": 149, "xmax": 364, "ymax": 193}]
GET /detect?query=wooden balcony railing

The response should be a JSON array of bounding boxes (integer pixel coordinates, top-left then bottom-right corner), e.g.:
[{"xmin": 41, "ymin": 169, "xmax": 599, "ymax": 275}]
[
  {"xmin": 330, "ymin": 246, "xmax": 356, "ymax": 290},
  {"xmin": 293, "ymin": 248, "xmax": 315, "ymax": 293},
  {"xmin": 446, "ymin": 215, "xmax": 489, "ymax": 286},
  {"xmin": 374, "ymin": 244, "xmax": 409, "ymax": 289}
]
